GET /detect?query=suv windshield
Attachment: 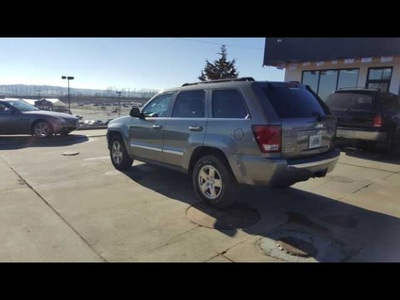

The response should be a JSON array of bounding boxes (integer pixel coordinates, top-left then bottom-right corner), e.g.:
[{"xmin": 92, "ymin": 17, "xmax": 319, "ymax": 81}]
[
  {"xmin": 261, "ymin": 84, "xmax": 327, "ymax": 118},
  {"xmin": 326, "ymin": 92, "xmax": 375, "ymax": 111},
  {"xmin": 6, "ymin": 100, "xmax": 39, "ymax": 112}
]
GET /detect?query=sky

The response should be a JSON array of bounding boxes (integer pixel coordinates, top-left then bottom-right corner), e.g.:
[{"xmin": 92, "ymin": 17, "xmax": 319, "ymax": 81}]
[{"xmin": 0, "ymin": 38, "xmax": 284, "ymax": 91}]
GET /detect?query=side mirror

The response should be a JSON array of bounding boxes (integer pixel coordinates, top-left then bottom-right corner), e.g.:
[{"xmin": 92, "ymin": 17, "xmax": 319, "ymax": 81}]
[{"xmin": 130, "ymin": 107, "xmax": 145, "ymax": 119}]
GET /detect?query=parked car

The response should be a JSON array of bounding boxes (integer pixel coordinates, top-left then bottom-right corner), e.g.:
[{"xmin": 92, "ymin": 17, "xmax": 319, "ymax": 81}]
[
  {"xmin": 326, "ymin": 88, "xmax": 400, "ymax": 152},
  {"xmin": 0, "ymin": 100, "xmax": 79, "ymax": 138},
  {"xmin": 107, "ymin": 78, "xmax": 339, "ymax": 208}
]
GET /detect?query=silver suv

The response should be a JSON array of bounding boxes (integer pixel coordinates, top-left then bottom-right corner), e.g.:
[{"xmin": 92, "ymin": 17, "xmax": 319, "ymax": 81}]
[{"xmin": 107, "ymin": 78, "xmax": 340, "ymax": 208}]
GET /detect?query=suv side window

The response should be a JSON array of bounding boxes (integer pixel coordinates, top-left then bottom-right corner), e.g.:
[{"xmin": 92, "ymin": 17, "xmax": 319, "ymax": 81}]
[
  {"xmin": 381, "ymin": 94, "xmax": 400, "ymax": 112},
  {"xmin": 172, "ymin": 90, "xmax": 205, "ymax": 118},
  {"xmin": 212, "ymin": 89, "xmax": 249, "ymax": 118},
  {"xmin": 142, "ymin": 93, "xmax": 173, "ymax": 117}
]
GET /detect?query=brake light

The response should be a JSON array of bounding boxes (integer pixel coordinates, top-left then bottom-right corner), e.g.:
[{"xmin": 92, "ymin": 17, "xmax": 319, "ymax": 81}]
[
  {"xmin": 373, "ymin": 114, "xmax": 383, "ymax": 127},
  {"xmin": 252, "ymin": 125, "xmax": 282, "ymax": 153}
]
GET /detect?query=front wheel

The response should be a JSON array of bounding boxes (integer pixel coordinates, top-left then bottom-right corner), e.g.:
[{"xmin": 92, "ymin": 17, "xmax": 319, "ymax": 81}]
[
  {"xmin": 110, "ymin": 136, "xmax": 133, "ymax": 170},
  {"xmin": 192, "ymin": 155, "xmax": 238, "ymax": 209},
  {"xmin": 33, "ymin": 121, "xmax": 53, "ymax": 138}
]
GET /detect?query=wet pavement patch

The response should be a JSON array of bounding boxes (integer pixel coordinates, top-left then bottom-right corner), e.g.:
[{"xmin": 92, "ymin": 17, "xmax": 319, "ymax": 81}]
[
  {"xmin": 260, "ymin": 230, "xmax": 345, "ymax": 262},
  {"xmin": 186, "ymin": 202, "xmax": 260, "ymax": 230},
  {"xmin": 62, "ymin": 151, "xmax": 79, "ymax": 156}
]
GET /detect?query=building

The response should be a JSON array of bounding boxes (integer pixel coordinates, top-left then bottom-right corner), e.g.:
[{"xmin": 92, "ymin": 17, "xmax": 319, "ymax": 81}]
[{"xmin": 263, "ymin": 38, "xmax": 400, "ymax": 100}]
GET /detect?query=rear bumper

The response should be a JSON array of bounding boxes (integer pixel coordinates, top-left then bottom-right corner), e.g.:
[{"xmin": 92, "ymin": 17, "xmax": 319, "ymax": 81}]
[
  {"xmin": 336, "ymin": 127, "xmax": 387, "ymax": 142},
  {"xmin": 229, "ymin": 148, "xmax": 340, "ymax": 186}
]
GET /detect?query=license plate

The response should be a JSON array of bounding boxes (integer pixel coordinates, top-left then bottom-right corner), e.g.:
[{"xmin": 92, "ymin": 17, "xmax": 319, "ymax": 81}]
[
  {"xmin": 308, "ymin": 134, "xmax": 323, "ymax": 149},
  {"xmin": 336, "ymin": 129, "xmax": 355, "ymax": 138}
]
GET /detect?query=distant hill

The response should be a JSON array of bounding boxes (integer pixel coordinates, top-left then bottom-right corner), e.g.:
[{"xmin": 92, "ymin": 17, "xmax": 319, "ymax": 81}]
[{"xmin": 0, "ymin": 84, "xmax": 159, "ymax": 99}]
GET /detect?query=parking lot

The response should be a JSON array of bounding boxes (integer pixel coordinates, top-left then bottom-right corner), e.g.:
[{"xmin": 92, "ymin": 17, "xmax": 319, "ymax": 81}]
[{"xmin": 1, "ymin": 130, "xmax": 400, "ymax": 262}]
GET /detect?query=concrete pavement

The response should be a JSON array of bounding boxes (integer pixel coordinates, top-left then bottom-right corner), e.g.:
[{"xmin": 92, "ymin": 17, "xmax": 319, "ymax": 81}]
[{"xmin": 1, "ymin": 130, "xmax": 400, "ymax": 262}]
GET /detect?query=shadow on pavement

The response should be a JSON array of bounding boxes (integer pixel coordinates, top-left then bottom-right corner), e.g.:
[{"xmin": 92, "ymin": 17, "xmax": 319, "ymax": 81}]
[
  {"xmin": 121, "ymin": 163, "xmax": 400, "ymax": 262},
  {"xmin": 0, "ymin": 134, "xmax": 89, "ymax": 150}
]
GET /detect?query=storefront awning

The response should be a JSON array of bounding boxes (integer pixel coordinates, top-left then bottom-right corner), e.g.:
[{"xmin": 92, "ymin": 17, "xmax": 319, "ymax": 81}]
[{"xmin": 263, "ymin": 38, "xmax": 400, "ymax": 67}]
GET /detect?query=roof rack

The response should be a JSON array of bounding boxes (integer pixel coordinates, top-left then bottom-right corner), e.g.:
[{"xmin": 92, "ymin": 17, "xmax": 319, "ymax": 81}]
[
  {"xmin": 338, "ymin": 87, "xmax": 381, "ymax": 91},
  {"xmin": 182, "ymin": 77, "xmax": 255, "ymax": 87}
]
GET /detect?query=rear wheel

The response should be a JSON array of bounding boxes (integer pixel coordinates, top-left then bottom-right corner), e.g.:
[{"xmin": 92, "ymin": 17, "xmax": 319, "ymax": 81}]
[
  {"xmin": 273, "ymin": 183, "xmax": 295, "ymax": 188},
  {"xmin": 33, "ymin": 121, "xmax": 53, "ymax": 138},
  {"xmin": 192, "ymin": 155, "xmax": 238, "ymax": 209},
  {"xmin": 110, "ymin": 136, "xmax": 133, "ymax": 170},
  {"xmin": 377, "ymin": 132, "xmax": 396, "ymax": 153}
]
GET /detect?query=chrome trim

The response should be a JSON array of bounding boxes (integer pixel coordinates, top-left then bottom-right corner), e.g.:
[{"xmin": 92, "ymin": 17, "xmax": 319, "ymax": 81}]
[
  {"xmin": 336, "ymin": 129, "xmax": 386, "ymax": 141},
  {"xmin": 163, "ymin": 149, "xmax": 184, "ymax": 156},
  {"xmin": 130, "ymin": 143, "xmax": 162, "ymax": 152},
  {"xmin": 289, "ymin": 157, "xmax": 338, "ymax": 169}
]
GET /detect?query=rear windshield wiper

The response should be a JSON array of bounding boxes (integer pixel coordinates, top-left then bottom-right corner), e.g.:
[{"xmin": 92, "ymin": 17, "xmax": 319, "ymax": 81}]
[{"xmin": 312, "ymin": 111, "xmax": 329, "ymax": 121}]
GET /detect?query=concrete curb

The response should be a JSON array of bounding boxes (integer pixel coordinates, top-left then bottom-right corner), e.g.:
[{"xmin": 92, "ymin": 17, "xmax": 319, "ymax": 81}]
[{"xmin": 77, "ymin": 126, "xmax": 108, "ymax": 130}]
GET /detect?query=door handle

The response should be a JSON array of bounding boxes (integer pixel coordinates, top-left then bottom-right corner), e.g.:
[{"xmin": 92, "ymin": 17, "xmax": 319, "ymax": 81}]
[
  {"xmin": 152, "ymin": 124, "xmax": 163, "ymax": 129},
  {"xmin": 189, "ymin": 126, "xmax": 203, "ymax": 132}
]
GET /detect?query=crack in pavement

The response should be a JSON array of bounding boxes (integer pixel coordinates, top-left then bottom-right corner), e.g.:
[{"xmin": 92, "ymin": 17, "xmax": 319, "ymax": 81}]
[
  {"xmin": 149, "ymin": 225, "xmax": 201, "ymax": 252},
  {"xmin": 2, "ymin": 158, "xmax": 107, "ymax": 262}
]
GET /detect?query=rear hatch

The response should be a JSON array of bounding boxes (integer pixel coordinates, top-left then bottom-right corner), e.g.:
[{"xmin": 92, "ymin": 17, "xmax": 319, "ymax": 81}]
[
  {"xmin": 258, "ymin": 82, "xmax": 336, "ymax": 159},
  {"xmin": 325, "ymin": 91, "xmax": 378, "ymax": 128}
]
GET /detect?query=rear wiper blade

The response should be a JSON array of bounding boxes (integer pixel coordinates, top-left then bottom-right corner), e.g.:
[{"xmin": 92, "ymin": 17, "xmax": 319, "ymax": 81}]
[{"xmin": 312, "ymin": 111, "xmax": 330, "ymax": 121}]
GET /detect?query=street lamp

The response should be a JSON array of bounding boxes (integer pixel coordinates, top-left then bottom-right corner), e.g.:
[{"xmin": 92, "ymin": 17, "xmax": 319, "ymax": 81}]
[
  {"xmin": 61, "ymin": 76, "xmax": 74, "ymax": 114},
  {"xmin": 116, "ymin": 91, "xmax": 122, "ymax": 117}
]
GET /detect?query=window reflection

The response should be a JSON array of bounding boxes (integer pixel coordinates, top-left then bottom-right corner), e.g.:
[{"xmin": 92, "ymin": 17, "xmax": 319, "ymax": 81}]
[
  {"xmin": 338, "ymin": 69, "xmax": 358, "ymax": 90},
  {"xmin": 366, "ymin": 67, "xmax": 392, "ymax": 92},
  {"xmin": 368, "ymin": 68, "xmax": 392, "ymax": 80},
  {"xmin": 301, "ymin": 68, "xmax": 359, "ymax": 101},
  {"xmin": 302, "ymin": 71, "xmax": 319, "ymax": 93},
  {"xmin": 319, "ymin": 70, "xmax": 338, "ymax": 101}
]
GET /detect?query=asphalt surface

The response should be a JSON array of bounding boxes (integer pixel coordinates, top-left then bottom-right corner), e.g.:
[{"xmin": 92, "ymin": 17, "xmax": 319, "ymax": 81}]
[{"xmin": 1, "ymin": 130, "xmax": 400, "ymax": 262}]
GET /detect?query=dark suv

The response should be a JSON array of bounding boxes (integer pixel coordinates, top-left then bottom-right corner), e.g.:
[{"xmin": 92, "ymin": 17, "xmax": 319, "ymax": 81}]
[
  {"xmin": 326, "ymin": 88, "xmax": 400, "ymax": 151},
  {"xmin": 107, "ymin": 78, "xmax": 339, "ymax": 208}
]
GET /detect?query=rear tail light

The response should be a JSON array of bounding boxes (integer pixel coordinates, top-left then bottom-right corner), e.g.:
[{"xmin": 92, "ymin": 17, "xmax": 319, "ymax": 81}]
[
  {"xmin": 252, "ymin": 125, "xmax": 282, "ymax": 153},
  {"xmin": 373, "ymin": 114, "xmax": 383, "ymax": 127}
]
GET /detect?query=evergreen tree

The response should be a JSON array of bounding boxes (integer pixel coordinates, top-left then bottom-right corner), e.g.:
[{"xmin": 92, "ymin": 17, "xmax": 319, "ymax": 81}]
[{"xmin": 198, "ymin": 45, "xmax": 239, "ymax": 81}]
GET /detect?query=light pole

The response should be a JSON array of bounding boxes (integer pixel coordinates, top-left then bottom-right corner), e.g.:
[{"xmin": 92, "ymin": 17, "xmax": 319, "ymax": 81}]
[
  {"xmin": 36, "ymin": 89, "xmax": 41, "ymax": 100},
  {"xmin": 61, "ymin": 76, "xmax": 74, "ymax": 114},
  {"xmin": 116, "ymin": 91, "xmax": 122, "ymax": 117}
]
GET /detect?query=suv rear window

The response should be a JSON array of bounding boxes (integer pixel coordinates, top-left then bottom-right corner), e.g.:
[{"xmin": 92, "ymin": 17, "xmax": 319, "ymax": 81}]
[
  {"xmin": 326, "ymin": 92, "xmax": 374, "ymax": 111},
  {"xmin": 261, "ymin": 84, "xmax": 326, "ymax": 118}
]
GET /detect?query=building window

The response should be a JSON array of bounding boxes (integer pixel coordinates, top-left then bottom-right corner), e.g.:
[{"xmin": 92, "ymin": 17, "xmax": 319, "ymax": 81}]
[
  {"xmin": 318, "ymin": 70, "xmax": 339, "ymax": 101},
  {"xmin": 302, "ymin": 68, "xmax": 359, "ymax": 101},
  {"xmin": 302, "ymin": 70, "xmax": 319, "ymax": 93},
  {"xmin": 366, "ymin": 67, "xmax": 392, "ymax": 92},
  {"xmin": 337, "ymin": 69, "xmax": 359, "ymax": 90}
]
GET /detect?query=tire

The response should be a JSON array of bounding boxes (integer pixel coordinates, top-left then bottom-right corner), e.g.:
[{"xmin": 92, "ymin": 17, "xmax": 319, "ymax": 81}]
[
  {"xmin": 378, "ymin": 132, "xmax": 396, "ymax": 153},
  {"xmin": 273, "ymin": 183, "xmax": 294, "ymax": 188},
  {"xmin": 33, "ymin": 121, "xmax": 53, "ymax": 138},
  {"xmin": 110, "ymin": 136, "xmax": 133, "ymax": 170},
  {"xmin": 192, "ymin": 155, "xmax": 238, "ymax": 209}
]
